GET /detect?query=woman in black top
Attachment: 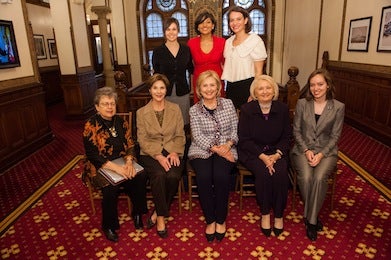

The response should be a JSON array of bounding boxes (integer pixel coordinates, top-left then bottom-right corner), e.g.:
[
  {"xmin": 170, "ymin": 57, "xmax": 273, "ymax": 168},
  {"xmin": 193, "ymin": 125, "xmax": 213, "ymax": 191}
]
[
  {"xmin": 152, "ymin": 17, "xmax": 194, "ymax": 126},
  {"xmin": 83, "ymin": 87, "xmax": 147, "ymax": 242}
]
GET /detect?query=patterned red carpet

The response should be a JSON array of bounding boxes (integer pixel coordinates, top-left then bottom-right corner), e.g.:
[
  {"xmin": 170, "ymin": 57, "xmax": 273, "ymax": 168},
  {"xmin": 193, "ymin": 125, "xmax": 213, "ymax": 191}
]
[{"xmin": 1, "ymin": 157, "xmax": 390, "ymax": 259}]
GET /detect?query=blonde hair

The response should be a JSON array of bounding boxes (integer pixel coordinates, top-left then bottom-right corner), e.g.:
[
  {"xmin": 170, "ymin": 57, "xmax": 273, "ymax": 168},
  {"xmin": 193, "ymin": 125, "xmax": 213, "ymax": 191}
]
[
  {"xmin": 196, "ymin": 70, "xmax": 222, "ymax": 100},
  {"xmin": 249, "ymin": 75, "xmax": 279, "ymax": 101}
]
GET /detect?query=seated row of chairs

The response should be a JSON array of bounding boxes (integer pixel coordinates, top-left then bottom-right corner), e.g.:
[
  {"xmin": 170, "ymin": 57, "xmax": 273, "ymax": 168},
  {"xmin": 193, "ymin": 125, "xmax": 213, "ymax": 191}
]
[{"xmin": 84, "ymin": 112, "xmax": 338, "ymax": 216}]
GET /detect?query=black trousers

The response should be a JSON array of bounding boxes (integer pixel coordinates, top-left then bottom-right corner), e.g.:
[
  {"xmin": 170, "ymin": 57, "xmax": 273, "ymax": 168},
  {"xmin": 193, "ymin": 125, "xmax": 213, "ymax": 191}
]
[
  {"xmin": 243, "ymin": 157, "xmax": 289, "ymax": 218},
  {"xmin": 140, "ymin": 155, "xmax": 183, "ymax": 217},
  {"xmin": 191, "ymin": 155, "xmax": 235, "ymax": 225},
  {"xmin": 101, "ymin": 171, "xmax": 148, "ymax": 230},
  {"xmin": 226, "ymin": 77, "xmax": 254, "ymax": 109}
]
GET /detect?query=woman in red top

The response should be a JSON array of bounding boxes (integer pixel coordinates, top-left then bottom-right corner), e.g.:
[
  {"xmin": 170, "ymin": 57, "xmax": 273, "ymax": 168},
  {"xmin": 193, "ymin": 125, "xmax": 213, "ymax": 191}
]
[{"xmin": 188, "ymin": 11, "xmax": 225, "ymax": 104}]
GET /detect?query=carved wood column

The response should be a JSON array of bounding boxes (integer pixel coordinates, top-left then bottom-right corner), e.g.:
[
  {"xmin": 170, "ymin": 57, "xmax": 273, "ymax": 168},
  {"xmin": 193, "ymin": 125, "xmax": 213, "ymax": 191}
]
[{"xmin": 91, "ymin": 6, "xmax": 115, "ymax": 87}]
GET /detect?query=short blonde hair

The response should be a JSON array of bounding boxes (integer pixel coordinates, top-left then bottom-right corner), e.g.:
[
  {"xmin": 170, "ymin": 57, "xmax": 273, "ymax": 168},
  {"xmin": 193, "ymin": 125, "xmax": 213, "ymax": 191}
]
[
  {"xmin": 196, "ymin": 70, "xmax": 222, "ymax": 100},
  {"xmin": 249, "ymin": 75, "xmax": 279, "ymax": 101}
]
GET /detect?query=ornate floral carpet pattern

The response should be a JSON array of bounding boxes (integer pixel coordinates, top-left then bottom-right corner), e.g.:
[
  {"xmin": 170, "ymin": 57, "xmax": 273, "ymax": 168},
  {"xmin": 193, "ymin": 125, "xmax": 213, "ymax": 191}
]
[{"xmin": 1, "ymin": 157, "xmax": 390, "ymax": 259}]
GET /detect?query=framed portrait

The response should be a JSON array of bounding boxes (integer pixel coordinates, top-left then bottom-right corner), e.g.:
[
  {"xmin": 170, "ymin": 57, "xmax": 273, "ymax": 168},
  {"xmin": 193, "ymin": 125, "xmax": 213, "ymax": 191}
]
[
  {"xmin": 377, "ymin": 5, "xmax": 391, "ymax": 52},
  {"xmin": 347, "ymin": 16, "xmax": 372, "ymax": 52},
  {"xmin": 47, "ymin": 39, "xmax": 58, "ymax": 58},
  {"xmin": 33, "ymin": 34, "xmax": 46, "ymax": 59},
  {"xmin": 0, "ymin": 20, "xmax": 20, "ymax": 69}
]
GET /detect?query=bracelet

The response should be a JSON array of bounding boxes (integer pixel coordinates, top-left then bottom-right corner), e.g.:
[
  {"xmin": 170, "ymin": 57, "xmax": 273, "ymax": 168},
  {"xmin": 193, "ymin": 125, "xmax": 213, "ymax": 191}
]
[{"xmin": 276, "ymin": 149, "xmax": 283, "ymax": 156}]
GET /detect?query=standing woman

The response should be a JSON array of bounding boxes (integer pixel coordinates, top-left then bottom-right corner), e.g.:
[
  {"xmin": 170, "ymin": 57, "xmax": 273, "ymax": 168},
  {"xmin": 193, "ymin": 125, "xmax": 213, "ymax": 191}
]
[
  {"xmin": 83, "ymin": 87, "xmax": 148, "ymax": 242},
  {"xmin": 188, "ymin": 70, "xmax": 238, "ymax": 242},
  {"xmin": 222, "ymin": 6, "xmax": 267, "ymax": 109},
  {"xmin": 137, "ymin": 74, "xmax": 186, "ymax": 239},
  {"xmin": 188, "ymin": 11, "xmax": 226, "ymax": 104},
  {"xmin": 152, "ymin": 17, "xmax": 194, "ymax": 126},
  {"xmin": 238, "ymin": 75, "xmax": 291, "ymax": 237},
  {"xmin": 290, "ymin": 69, "xmax": 345, "ymax": 241}
]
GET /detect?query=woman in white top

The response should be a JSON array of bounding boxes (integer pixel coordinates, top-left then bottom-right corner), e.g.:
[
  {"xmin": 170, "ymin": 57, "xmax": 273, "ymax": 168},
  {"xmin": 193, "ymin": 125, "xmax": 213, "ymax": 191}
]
[{"xmin": 222, "ymin": 6, "xmax": 267, "ymax": 109}]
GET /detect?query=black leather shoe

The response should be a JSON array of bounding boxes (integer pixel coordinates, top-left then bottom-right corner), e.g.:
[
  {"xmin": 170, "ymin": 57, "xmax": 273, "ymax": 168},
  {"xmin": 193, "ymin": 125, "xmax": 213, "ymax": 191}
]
[
  {"xmin": 133, "ymin": 214, "xmax": 143, "ymax": 230},
  {"xmin": 306, "ymin": 224, "xmax": 317, "ymax": 241},
  {"xmin": 273, "ymin": 227, "xmax": 283, "ymax": 236},
  {"xmin": 305, "ymin": 218, "xmax": 323, "ymax": 231},
  {"xmin": 215, "ymin": 231, "xmax": 226, "ymax": 242},
  {"xmin": 103, "ymin": 228, "xmax": 118, "ymax": 242},
  {"xmin": 205, "ymin": 232, "xmax": 215, "ymax": 242},
  {"xmin": 157, "ymin": 229, "xmax": 168, "ymax": 238},
  {"xmin": 261, "ymin": 228, "xmax": 271, "ymax": 237}
]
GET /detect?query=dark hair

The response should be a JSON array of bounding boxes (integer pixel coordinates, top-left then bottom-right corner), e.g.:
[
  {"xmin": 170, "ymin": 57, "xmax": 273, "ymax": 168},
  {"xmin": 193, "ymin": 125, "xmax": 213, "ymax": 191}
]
[
  {"xmin": 94, "ymin": 86, "xmax": 118, "ymax": 105},
  {"xmin": 227, "ymin": 6, "xmax": 252, "ymax": 34},
  {"xmin": 147, "ymin": 73, "xmax": 170, "ymax": 89},
  {"xmin": 194, "ymin": 11, "xmax": 216, "ymax": 35},
  {"xmin": 305, "ymin": 68, "xmax": 335, "ymax": 101},
  {"xmin": 163, "ymin": 17, "xmax": 180, "ymax": 33}
]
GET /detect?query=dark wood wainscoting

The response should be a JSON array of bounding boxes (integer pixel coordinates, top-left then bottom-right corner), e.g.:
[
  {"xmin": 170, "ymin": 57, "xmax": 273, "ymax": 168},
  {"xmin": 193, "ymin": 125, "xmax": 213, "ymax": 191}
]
[
  {"xmin": 39, "ymin": 66, "xmax": 62, "ymax": 105},
  {"xmin": 0, "ymin": 83, "xmax": 53, "ymax": 173},
  {"xmin": 325, "ymin": 60, "xmax": 391, "ymax": 146}
]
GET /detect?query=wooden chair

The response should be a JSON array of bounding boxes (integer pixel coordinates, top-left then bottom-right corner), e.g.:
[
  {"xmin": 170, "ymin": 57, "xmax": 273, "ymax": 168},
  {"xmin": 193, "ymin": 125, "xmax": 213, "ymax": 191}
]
[
  {"xmin": 290, "ymin": 164, "xmax": 338, "ymax": 211},
  {"xmin": 236, "ymin": 163, "xmax": 256, "ymax": 210},
  {"xmin": 85, "ymin": 112, "xmax": 134, "ymax": 215},
  {"xmin": 186, "ymin": 161, "xmax": 198, "ymax": 212}
]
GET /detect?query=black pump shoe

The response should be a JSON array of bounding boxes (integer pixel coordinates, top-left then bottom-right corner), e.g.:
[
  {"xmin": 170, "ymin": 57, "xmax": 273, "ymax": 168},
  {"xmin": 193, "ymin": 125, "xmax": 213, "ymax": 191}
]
[
  {"xmin": 305, "ymin": 218, "xmax": 323, "ymax": 231},
  {"xmin": 133, "ymin": 214, "xmax": 144, "ymax": 230},
  {"xmin": 261, "ymin": 228, "xmax": 271, "ymax": 237},
  {"xmin": 102, "ymin": 228, "xmax": 118, "ymax": 242},
  {"xmin": 147, "ymin": 212, "xmax": 156, "ymax": 229},
  {"xmin": 215, "ymin": 231, "xmax": 226, "ymax": 242},
  {"xmin": 205, "ymin": 232, "xmax": 215, "ymax": 242},
  {"xmin": 273, "ymin": 227, "xmax": 284, "ymax": 236},
  {"xmin": 306, "ymin": 224, "xmax": 317, "ymax": 241},
  {"xmin": 157, "ymin": 229, "xmax": 168, "ymax": 238}
]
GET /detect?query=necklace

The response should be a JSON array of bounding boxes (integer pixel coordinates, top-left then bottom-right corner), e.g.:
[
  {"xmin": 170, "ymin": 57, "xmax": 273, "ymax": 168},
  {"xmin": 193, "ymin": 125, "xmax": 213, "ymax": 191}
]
[
  {"xmin": 259, "ymin": 102, "xmax": 272, "ymax": 110},
  {"xmin": 102, "ymin": 116, "xmax": 117, "ymax": 137}
]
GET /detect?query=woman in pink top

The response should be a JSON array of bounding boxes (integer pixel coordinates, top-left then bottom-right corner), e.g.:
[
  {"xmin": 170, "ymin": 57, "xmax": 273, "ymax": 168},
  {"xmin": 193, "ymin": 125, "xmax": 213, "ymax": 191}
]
[{"xmin": 188, "ymin": 11, "xmax": 225, "ymax": 104}]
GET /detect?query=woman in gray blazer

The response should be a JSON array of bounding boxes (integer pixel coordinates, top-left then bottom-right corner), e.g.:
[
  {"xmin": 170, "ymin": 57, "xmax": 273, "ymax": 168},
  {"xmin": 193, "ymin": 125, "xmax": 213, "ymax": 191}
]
[
  {"xmin": 290, "ymin": 68, "xmax": 345, "ymax": 241},
  {"xmin": 137, "ymin": 74, "xmax": 186, "ymax": 239}
]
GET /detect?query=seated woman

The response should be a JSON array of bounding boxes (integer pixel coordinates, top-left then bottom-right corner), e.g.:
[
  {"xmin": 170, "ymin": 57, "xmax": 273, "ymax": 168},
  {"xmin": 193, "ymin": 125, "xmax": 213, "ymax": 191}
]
[
  {"xmin": 83, "ymin": 86, "xmax": 147, "ymax": 242},
  {"xmin": 238, "ymin": 75, "xmax": 291, "ymax": 237},
  {"xmin": 136, "ymin": 73, "xmax": 186, "ymax": 239},
  {"xmin": 188, "ymin": 70, "xmax": 238, "ymax": 242},
  {"xmin": 290, "ymin": 68, "xmax": 344, "ymax": 241}
]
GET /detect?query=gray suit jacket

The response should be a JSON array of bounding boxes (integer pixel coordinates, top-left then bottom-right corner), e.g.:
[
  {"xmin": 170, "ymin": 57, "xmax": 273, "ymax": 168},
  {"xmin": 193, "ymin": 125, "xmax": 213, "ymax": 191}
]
[
  {"xmin": 291, "ymin": 98, "xmax": 345, "ymax": 157},
  {"xmin": 136, "ymin": 100, "xmax": 186, "ymax": 157}
]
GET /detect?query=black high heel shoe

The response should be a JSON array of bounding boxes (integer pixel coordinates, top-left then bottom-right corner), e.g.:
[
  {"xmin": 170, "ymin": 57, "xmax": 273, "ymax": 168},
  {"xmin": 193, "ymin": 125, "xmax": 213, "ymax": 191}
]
[
  {"xmin": 205, "ymin": 232, "xmax": 215, "ymax": 242},
  {"xmin": 215, "ymin": 231, "xmax": 226, "ymax": 242},
  {"xmin": 273, "ymin": 227, "xmax": 283, "ymax": 236},
  {"xmin": 147, "ymin": 211, "xmax": 156, "ymax": 229},
  {"xmin": 157, "ymin": 229, "xmax": 168, "ymax": 238},
  {"xmin": 306, "ymin": 223, "xmax": 317, "ymax": 241},
  {"xmin": 261, "ymin": 227, "xmax": 271, "ymax": 237},
  {"xmin": 133, "ymin": 214, "xmax": 143, "ymax": 230}
]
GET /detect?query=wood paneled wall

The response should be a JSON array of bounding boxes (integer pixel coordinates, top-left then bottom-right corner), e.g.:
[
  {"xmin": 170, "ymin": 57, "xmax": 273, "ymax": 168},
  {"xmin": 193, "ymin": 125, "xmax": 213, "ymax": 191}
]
[
  {"xmin": 0, "ymin": 83, "xmax": 53, "ymax": 173},
  {"xmin": 324, "ymin": 56, "xmax": 391, "ymax": 147}
]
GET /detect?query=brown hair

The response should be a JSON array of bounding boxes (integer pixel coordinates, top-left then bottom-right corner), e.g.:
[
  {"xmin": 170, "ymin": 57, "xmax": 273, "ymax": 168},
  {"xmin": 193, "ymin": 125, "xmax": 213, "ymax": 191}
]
[
  {"xmin": 305, "ymin": 68, "xmax": 335, "ymax": 100},
  {"xmin": 163, "ymin": 17, "xmax": 180, "ymax": 33},
  {"xmin": 146, "ymin": 73, "xmax": 170, "ymax": 89},
  {"xmin": 227, "ymin": 6, "xmax": 252, "ymax": 34}
]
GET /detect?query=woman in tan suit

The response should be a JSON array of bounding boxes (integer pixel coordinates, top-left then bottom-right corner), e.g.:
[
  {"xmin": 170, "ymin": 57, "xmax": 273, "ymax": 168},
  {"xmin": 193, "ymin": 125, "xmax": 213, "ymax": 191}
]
[
  {"xmin": 137, "ymin": 73, "xmax": 186, "ymax": 238},
  {"xmin": 290, "ymin": 69, "xmax": 345, "ymax": 241}
]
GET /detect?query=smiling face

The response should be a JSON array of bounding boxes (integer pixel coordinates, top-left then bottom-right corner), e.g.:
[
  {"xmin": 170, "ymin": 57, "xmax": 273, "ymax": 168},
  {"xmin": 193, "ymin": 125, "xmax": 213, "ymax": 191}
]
[
  {"xmin": 165, "ymin": 22, "xmax": 179, "ymax": 42},
  {"xmin": 229, "ymin": 11, "xmax": 248, "ymax": 34},
  {"xmin": 149, "ymin": 80, "xmax": 167, "ymax": 102},
  {"xmin": 309, "ymin": 74, "xmax": 328, "ymax": 101},
  {"xmin": 95, "ymin": 95, "xmax": 116, "ymax": 120},
  {"xmin": 254, "ymin": 80, "xmax": 274, "ymax": 103},
  {"xmin": 197, "ymin": 17, "xmax": 214, "ymax": 36},
  {"xmin": 200, "ymin": 76, "xmax": 219, "ymax": 102}
]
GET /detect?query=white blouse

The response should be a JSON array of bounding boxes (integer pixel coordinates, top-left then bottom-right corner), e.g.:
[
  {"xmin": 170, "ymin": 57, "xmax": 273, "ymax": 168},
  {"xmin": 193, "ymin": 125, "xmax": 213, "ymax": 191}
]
[{"xmin": 221, "ymin": 33, "xmax": 267, "ymax": 82}]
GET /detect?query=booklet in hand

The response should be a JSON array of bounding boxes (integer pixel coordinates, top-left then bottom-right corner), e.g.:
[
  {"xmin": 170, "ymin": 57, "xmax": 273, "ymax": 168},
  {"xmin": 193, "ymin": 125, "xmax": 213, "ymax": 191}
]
[{"xmin": 98, "ymin": 157, "xmax": 144, "ymax": 186}]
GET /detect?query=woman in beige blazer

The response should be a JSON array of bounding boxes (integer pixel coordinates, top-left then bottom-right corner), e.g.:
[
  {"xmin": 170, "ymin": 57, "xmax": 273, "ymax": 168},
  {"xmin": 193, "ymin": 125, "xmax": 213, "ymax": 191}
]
[
  {"xmin": 290, "ymin": 69, "xmax": 345, "ymax": 241},
  {"xmin": 137, "ymin": 74, "xmax": 186, "ymax": 238}
]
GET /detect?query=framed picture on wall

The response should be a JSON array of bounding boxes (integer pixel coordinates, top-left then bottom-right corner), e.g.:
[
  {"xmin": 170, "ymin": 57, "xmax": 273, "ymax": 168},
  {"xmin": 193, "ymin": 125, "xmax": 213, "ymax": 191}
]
[
  {"xmin": 47, "ymin": 39, "xmax": 58, "ymax": 58},
  {"xmin": 347, "ymin": 16, "xmax": 372, "ymax": 52},
  {"xmin": 33, "ymin": 34, "xmax": 46, "ymax": 59},
  {"xmin": 377, "ymin": 5, "xmax": 391, "ymax": 52}
]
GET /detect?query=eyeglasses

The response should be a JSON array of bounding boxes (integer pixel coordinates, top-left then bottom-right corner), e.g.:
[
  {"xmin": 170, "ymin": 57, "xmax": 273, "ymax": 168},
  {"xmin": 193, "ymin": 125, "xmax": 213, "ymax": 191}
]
[{"xmin": 99, "ymin": 102, "xmax": 116, "ymax": 108}]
